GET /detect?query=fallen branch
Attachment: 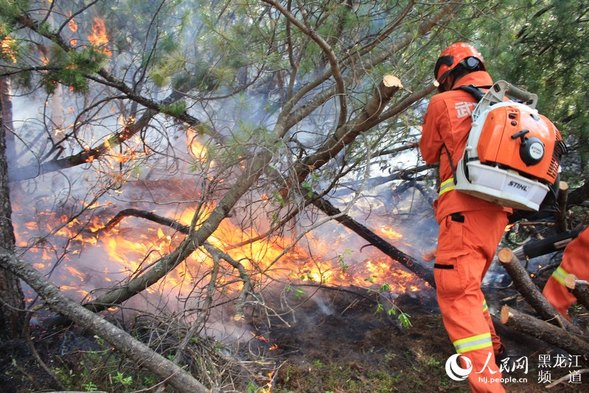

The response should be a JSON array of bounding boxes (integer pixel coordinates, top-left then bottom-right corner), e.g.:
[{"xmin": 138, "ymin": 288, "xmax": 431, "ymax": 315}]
[
  {"xmin": 333, "ymin": 163, "xmax": 435, "ymax": 195},
  {"xmin": 546, "ymin": 368, "xmax": 589, "ymax": 388},
  {"xmin": 497, "ymin": 248, "xmax": 580, "ymax": 334},
  {"xmin": 500, "ymin": 305, "xmax": 589, "ymax": 355},
  {"xmin": 565, "ymin": 274, "xmax": 589, "ymax": 312},
  {"xmin": 86, "ymin": 208, "xmax": 252, "ymax": 315},
  {"xmin": 9, "ymin": 85, "xmax": 197, "ymax": 182},
  {"xmin": 310, "ymin": 192, "xmax": 435, "ymax": 287},
  {"xmin": 79, "ymin": 127, "xmax": 276, "ymax": 312},
  {"xmin": 568, "ymin": 182, "xmax": 589, "ymax": 207},
  {"xmin": 0, "ymin": 249, "xmax": 211, "ymax": 393},
  {"xmin": 103, "ymin": 208, "xmax": 190, "ymax": 233},
  {"xmin": 556, "ymin": 181, "xmax": 569, "ymax": 232}
]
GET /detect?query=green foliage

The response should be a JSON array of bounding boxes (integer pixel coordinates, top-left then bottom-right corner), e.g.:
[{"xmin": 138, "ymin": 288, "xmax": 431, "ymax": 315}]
[
  {"xmin": 160, "ymin": 100, "xmax": 187, "ymax": 116},
  {"xmin": 313, "ymin": 359, "xmax": 325, "ymax": 369},
  {"xmin": 336, "ymin": 248, "xmax": 352, "ymax": 273},
  {"xmin": 42, "ymin": 45, "xmax": 107, "ymax": 94},
  {"xmin": 477, "ymin": 0, "xmax": 589, "ymax": 178},
  {"xmin": 82, "ymin": 381, "xmax": 98, "ymax": 391},
  {"xmin": 273, "ymin": 362, "xmax": 408, "ymax": 393},
  {"xmin": 112, "ymin": 371, "xmax": 133, "ymax": 387},
  {"xmin": 372, "ymin": 283, "xmax": 413, "ymax": 328},
  {"xmin": 149, "ymin": 51, "xmax": 187, "ymax": 87},
  {"xmin": 398, "ymin": 311, "xmax": 412, "ymax": 328},
  {"xmin": 50, "ymin": 336, "xmax": 159, "ymax": 393},
  {"xmin": 0, "ymin": 0, "xmax": 26, "ymax": 22},
  {"xmin": 301, "ymin": 171, "xmax": 321, "ymax": 198},
  {"xmin": 246, "ymin": 381, "xmax": 258, "ymax": 393},
  {"xmin": 271, "ymin": 191, "xmax": 286, "ymax": 208},
  {"xmin": 286, "ymin": 284, "xmax": 306, "ymax": 300}
]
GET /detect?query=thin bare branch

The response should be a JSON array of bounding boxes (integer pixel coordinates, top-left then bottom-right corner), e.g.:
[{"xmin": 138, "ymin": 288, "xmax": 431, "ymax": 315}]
[{"xmin": 262, "ymin": 0, "xmax": 347, "ymax": 128}]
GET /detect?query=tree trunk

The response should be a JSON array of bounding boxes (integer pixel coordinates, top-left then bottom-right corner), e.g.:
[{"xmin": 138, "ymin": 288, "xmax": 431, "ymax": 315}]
[
  {"xmin": 0, "ymin": 250, "xmax": 212, "ymax": 393},
  {"xmin": 310, "ymin": 193, "xmax": 435, "ymax": 287},
  {"xmin": 0, "ymin": 77, "xmax": 16, "ymax": 161},
  {"xmin": 0, "ymin": 79, "xmax": 25, "ymax": 341},
  {"xmin": 497, "ymin": 248, "xmax": 579, "ymax": 334},
  {"xmin": 556, "ymin": 181, "xmax": 569, "ymax": 232},
  {"xmin": 500, "ymin": 305, "xmax": 589, "ymax": 355}
]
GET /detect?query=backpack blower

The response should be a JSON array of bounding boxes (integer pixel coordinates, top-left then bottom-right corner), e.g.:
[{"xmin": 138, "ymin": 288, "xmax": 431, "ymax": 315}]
[{"xmin": 454, "ymin": 80, "xmax": 567, "ymax": 211}]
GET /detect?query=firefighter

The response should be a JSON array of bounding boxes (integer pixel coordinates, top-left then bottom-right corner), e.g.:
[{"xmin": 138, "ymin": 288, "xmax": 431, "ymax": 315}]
[
  {"xmin": 542, "ymin": 226, "xmax": 589, "ymax": 319},
  {"xmin": 420, "ymin": 42, "xmax": 511, "ymax": 393}
]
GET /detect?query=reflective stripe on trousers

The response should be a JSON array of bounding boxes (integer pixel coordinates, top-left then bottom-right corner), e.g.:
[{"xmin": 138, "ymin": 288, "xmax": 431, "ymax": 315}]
[
  {"xmin": 439, "ymin": 177, "xmax": 455, "ymax": 196},
  {"xmin": 453, "ymin": 332, "xmax": 493, "ymax": 354}
]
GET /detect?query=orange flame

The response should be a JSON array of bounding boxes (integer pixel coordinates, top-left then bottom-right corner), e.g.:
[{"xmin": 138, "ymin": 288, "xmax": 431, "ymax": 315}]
[
  {"xmin": 68, "ymin": 16, "xmax": 78, "ymax": 33},
  {"xmin": 88, "ymin": 17, "xmax": 112, "ymax": 56},
  {"xmin": 379, "ymin": 225, "xmax": 403, "ymax": 241},
  {"xmin": 186, "ymin": 128, "xmax": 213, "ymax": 165},
  {"xmin": 13, "ymin": 196, "xmax": 423, "ymax": 303},
  {"xmin": 1, "ymin": 36, "xmax": 17, "ymax": 63}
]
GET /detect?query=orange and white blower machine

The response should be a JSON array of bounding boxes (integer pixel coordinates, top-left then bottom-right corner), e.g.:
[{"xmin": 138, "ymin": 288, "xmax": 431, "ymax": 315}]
[{"xmin": 455, "ymin": 80, "xmax": 566, "ymax": 211}]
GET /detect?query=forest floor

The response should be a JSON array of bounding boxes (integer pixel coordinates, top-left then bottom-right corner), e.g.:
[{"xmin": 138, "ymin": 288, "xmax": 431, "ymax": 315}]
[
  {"xmin": 256, "ymin": 283, "xmax": 589, "ymax": 393},
  {"xmin": 1, "ymin": 280, "xmax": 588, "ymax": 393}
]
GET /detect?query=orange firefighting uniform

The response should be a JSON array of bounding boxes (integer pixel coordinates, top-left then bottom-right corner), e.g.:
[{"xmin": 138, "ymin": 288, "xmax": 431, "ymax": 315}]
[
  {"xmin": 420, "ymin": 71, "xmax": 511, "ymax": 393},
  {"xmin": 542, "ymin": 227, "xmax": 589, "ymax": 319}
]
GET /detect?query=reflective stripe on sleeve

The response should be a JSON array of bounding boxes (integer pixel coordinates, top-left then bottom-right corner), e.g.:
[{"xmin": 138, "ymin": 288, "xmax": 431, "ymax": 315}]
[
  {"xmin": 453, "ymin": 332, "xmax": 493, "ymax": 354},
  {"xmin": 482, "ymin": 300, "xmax": 489, "ymax": 313},
  {"xmin": 551, "ymin": 266, "xmax": 569, "ymax": 286},
  {"xmin": 439, "ymin": 177, "xmax": 455, "ymax": 196}
]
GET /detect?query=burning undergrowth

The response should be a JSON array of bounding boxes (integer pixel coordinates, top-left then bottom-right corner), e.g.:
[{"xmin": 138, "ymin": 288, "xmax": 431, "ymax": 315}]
[
  {"xmin": 10, "ymin": 167, "xmax": 589, "ymax": 393},
  {"xmin": 5, "ymin": 169, "xmax": 447, "ymax": 391},
  {"xmin": 11, "ymin": 176, "xmax": 431, "ymax": 311}
]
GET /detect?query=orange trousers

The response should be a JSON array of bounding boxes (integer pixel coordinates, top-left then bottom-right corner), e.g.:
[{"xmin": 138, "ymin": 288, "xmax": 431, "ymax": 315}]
[
  {"xmin": 435, "ymin": 210, "xmax": 508, "ymax": 393},
  {"xmin": 542, "ymin": 227, "xmax": 589, "ymax": 319}
]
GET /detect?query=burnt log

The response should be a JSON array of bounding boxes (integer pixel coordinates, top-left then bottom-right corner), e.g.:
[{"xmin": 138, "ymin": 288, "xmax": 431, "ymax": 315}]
[
  {"xmin": 9, "ymin": 86, "xmax": 196, "ymax": 182},
  {"xmin": 565, "ymin": 274, "xmax": 589, "ymax": 312},
  {"xmin": 556, "ymin": 181, "xmax": 569, "ymax": 232},
  {"xmin": 500, "ymin": 305, "xmax": 589, "ymax": 355},
  {"xmin": 568, "ymin": 182, "xmax": 589, "ymax": 207},
  {"xmin": 310, "ymin": 193, "xmax": 435, "ymax": 287},
  {"xmin": 497, "ymin": 248, "xmax": 579, "ymax": 334}
]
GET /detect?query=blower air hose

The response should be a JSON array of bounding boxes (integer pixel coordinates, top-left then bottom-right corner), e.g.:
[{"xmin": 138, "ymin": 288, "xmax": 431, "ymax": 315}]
[{"xmin": 512, "ymin": 226, "xmax": 586, "ymax": 260}]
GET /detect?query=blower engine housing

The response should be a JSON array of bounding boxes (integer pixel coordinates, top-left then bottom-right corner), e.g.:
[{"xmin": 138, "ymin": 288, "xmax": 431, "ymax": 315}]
[{"xmin": 454, "ymin": 81, "xmax": 565, "ymax": 211}]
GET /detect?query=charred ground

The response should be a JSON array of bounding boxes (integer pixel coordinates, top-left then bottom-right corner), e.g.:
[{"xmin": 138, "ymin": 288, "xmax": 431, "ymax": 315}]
[
  {"xmin": 253, "ymin": 282, "xmax": 589, "ymax": 393},
  {"xmin": 1, "ymin": 277, "xmax": 588, "ymax": 392}
]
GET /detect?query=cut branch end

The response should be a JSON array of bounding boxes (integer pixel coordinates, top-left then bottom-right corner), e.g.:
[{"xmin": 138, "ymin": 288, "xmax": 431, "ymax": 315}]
[
  {"xmin": 498, "ymin": 248, "xmax": 514, "ymax": 264},
  {"xmin": 500, "ymin": 304, "xmax": 512, "ymax": 325}
]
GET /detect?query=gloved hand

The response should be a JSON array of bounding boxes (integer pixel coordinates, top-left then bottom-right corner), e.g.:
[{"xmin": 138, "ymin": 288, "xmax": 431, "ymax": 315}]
[{"xmin": 422, "ymin": 247, "xmax": 437, "ymax": 262}]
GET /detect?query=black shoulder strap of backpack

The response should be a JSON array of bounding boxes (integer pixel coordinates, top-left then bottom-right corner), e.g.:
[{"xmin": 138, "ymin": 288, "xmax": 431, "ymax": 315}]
[
  {"xmin": 454, "ymin": 84, "xmax": 488, "ymax": 102},
  {"xmin": 442, "ymin": 84, "xmax": 491, "ymax": 184}
]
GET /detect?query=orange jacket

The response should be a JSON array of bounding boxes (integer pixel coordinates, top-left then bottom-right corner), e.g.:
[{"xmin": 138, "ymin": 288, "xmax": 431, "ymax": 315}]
[
  {"xmin": 420, "ymin": 71, "xmax": 512, "ymax": 223},
  {"xmin": 543, "ymin": 227, "xmax": 589, "ymax": 318}
]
